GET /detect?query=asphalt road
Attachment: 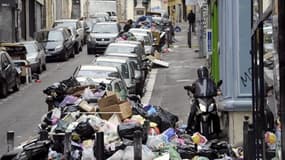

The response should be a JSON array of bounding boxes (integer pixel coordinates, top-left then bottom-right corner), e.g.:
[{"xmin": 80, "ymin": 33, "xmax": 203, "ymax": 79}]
[
  {"xmin": 148, "ymin": 24, "xmax": 206, "ymax": 127},
  {"xmin": 0, "ymin": 46, "xmax": 94, "ymax": 154},
  {"xmin": 0, "ymin": 23, "xmax": 206, "ymax": 155}
]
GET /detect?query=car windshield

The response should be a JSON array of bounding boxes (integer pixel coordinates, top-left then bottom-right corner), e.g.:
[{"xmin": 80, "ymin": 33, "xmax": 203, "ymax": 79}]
[
  {"xmin": 36, "ymin": 31, "xmax": 64, "ymax": 42},
  {"xmin": 23, "ymin": 43, "xmax": 37, "ymax": 56},
  {"xmin": 118, "ymin": 63, "xmax": 129, "ymax": 79},
  {"xmin": 94, "ymin": 61, "xmax": 122, "ymax": 67},
  {"xmin": 54, "ymin": 22, "xmax": 77, "ymax": 29},
  {"xmin": 77, "ymin": 70, "xmax": 117, "ymax": 79},
  {"xmin": 92, "ymin": 24, "xmax": 118, "ymax": 33},
  {"xmin": 135, "ymin": 35, "xmax": 151, "ymax": 45},
  {"xmin": 105, "ymin": 45, "xmax": 135, "ymax": 54}
]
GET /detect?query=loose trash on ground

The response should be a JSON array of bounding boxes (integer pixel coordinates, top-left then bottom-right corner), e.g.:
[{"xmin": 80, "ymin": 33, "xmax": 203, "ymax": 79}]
[{"xmin": 0, "ymin": 76, "xmax": 240, "ymax": 160}]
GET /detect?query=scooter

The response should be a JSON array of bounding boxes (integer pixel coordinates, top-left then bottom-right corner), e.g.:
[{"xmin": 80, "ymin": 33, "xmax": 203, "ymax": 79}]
[{"xmin": 184, "ymin": 80, "xmax": 223, "ymax": 139}]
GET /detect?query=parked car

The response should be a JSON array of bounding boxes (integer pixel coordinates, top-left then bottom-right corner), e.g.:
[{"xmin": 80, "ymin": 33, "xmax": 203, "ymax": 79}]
[
  {"xmin": 66, "ymin": 27, "xmax": 82, "ymax": 54},
  {"xmin": 52, "ymin": 19, "xmax": 87, "ymax": 45},
  {"xmin": 0, "ymin": 50, "xmax": 20, "ymax": 98},
  {"xmin": 106, "ymin": 11, "xmax": 117, "ymax": 21},
  {"xmin": 74, "ymin": 65, "xmax": 122, "ymax": 81},
  {"xmin": 94, "ymin": 12, "xmax": 111, "ymax": 21},
  {"xmin": 35, "ymin": 27, "xmax": 74, "ymax": 61},
  {"xmin": 104, "ymin": 43, "xmax": 144, "ymax": 61},
  {"xmin": 132, "ymin": 33, "xmax": 155, "ymax": 55},
  {"xmin": 19, "ymin": 41, "xmax": 46, "ymax": 74},
  {"xmin": 87, "ymin": 22, "xmax": 120, "ymax": 54},
  {"xmin": 129, "ymin": 28, "xmax": 154, "ymax": 42},
  {"xmin": 80, "ymin": 19, "xmax": 89, "ymax": 44},
  {"xmin": 102, "ymin": 53, "xmax": 146, "ymax": 95},
  {"xmin": 93, "ymin": 56, "xmax": 137, "ymax": 94},
  {"xmin": 78, "ymin": 77, "xmax": 128, "ymax": 101}
]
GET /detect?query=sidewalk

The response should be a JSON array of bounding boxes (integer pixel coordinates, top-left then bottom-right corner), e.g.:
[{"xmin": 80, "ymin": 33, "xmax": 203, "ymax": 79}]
[{"xmin": 146, "ymin": 22, "xmax": 207, "ymax": 125}]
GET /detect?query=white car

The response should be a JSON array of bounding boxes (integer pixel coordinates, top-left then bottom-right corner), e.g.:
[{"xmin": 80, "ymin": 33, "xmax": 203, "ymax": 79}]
[
  {"xmin": 77, "ymin": 77, "xmax": 128, "ymax": 101},
  {"xmin": 129, "ymin": 28, "xmax": 154, "ymax": 42},
  {"xmin": 131, "ymin": 33, "xmax": 154, "ymax": 55},
  {"xmin": 93, "ymin": 56, "xmax": 138, "ymax": 94}
]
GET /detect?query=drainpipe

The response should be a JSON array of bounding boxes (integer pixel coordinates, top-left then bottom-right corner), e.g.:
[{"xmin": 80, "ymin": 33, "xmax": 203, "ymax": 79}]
[{"xmin": 277, "ymin": 0, "xmax": 285, "ymax": 158}]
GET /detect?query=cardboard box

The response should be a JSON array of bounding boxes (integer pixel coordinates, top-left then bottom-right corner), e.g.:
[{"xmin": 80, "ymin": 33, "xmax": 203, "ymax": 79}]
[
  {"xmin": 118, "ymin": 101, "xmax": 132, "ymax": 120},
  {"xmin": 78, "ymin": 100, "xmax": 95, "ymax": 112},
  {"xmin": 98, "ymin": 93, "xmax": 119, "ymax": 108},
  {"xmin": 99, "ymin": 101, "xmax": 132, "ymax": 120},
  {"xmin": 99, "ymin": 104, "xmax": 120, "ymax": 120}
]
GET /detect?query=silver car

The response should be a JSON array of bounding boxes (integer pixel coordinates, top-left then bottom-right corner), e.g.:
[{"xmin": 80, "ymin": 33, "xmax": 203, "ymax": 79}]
[
  {"xmin": 20, "ymin": 41, "xmax": 47, "ymax": 74},
  {"xmin": 93, "ymin": 56, "xmax": 137, "ymax": 94}
]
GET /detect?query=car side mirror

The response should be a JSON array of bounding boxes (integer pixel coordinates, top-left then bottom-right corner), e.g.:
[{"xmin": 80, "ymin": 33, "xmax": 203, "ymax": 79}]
[
  {"xmin": 217, "ymin": 80, "xmax": 223, "ymax": 88},
  {"xmin": 85, "ymin": 27, "xmax": 89, "ymax": 31}
]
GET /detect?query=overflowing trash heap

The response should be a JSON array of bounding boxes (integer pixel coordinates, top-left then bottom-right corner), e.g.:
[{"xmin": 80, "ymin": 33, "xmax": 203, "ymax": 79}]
[{"xmin": 1, "ymin": 77, "xmax": 245, "ymax": 160}]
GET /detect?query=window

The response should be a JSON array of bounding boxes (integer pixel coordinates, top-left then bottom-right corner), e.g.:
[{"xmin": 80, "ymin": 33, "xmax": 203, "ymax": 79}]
[
  {"xmin": 1, "ymin": 54, "xmax": 10, "ymax": 69},
  {"xmin": 118, "ymin": 81, "xmax": 127, "ymax": 101}
]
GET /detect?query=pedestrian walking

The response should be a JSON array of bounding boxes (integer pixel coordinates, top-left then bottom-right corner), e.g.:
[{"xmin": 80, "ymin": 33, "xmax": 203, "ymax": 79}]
[
  {"xmin": 187, "ymin": 10, "xmax": 196, "ymax": 33},
  {"xmin": 123, "ymin": 19, "xmax": 133, "ymax": 32}
]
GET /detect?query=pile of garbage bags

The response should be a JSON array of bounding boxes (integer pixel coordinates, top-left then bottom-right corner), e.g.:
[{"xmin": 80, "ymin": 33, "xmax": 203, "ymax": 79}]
[{"xmin": 1, "ymin": 77, "xmax": 243, "ymax": 160}]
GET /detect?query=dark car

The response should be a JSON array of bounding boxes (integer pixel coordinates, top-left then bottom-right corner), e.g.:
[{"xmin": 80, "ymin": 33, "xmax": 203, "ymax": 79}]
[
  {"xmin": 19, "ymin": 41, "xmax": 47, "ymax": 74},
  {"xmin": 0, "ymin": 50, "xmax": 20, "ymax": 98},
  {"xmin": 87, "ymin": 22, "xmax": 120, "ymax": 54},
  {"xmin": 52, "ymin": 19, "xmax": 87, "ymax": 45},
  {"xmin": 66, "ymin": 27, "xmax": 82, "ymax": 54},
  {"xmin": 36, "ymin": 28, "xmax": 74, "ymax": 61}
]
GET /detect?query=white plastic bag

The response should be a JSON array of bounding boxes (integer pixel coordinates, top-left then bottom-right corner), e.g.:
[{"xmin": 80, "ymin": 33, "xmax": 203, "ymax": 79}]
[
  {"xmin": 107, "ymin": 149, "xmax": 124, "ymax": 160},
  {"xmin": 81, "ymin": 140, "xmax": 96, "ymax": 160},
  {"xmin": 146, "ymin": 135, "xmax": 167, "ymax": 150},
  {"xmin": 83, "ymin": 87, "xmax": 95, "ymax": 100},
  {"xmin": 122, "ymin": 145, "xmax": 155, "ymax": 160}
]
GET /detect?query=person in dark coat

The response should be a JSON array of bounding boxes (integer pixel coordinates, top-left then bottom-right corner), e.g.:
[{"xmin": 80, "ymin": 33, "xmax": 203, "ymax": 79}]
[
  {"xmin": 187, "ymin": 10, "xmax": 196, "ymax": 32},
  {"xmin": 123, "ymin": 19, "xmax": 133, "ymax": 32}
]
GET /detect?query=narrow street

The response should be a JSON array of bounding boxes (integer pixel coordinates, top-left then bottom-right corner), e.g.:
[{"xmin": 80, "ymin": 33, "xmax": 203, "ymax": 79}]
[
  {"xmin": 0, "ymin": 23, "xmax": 204, "ymax": 155},
  {"xmin": 0, "ymin": 47, "xmax": 93, "ymax": 154}
]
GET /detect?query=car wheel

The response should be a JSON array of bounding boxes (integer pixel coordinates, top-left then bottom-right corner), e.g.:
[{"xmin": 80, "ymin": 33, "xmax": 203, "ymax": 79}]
[
  {"xmin": 0, "ymin": 82, "xmax": 8, "ymax": 98},
  {"xmin": 87, "ymin": 48, "xmax": 92, "ymax": 55},
  {"xmin": 75, "ymin": 43, "xmax": 80, "ymax": 54},
  {"xmin": 79, "ymin": 44, "xmax": 82, "ymax": 52},
  {"xmin": 42, "ymin": 63, "xmax": 47, "ymax": 71},
  {"xmin": 70, "ymin": 48, "xmax": 75, "ymax": 58},
  {"xmin": 37, "ymin": 61, "xmax": 42, "ymax": 74},
  {"xmin": 13, "ymin": 77, "xmax": 20, "ymax": 92},
  {"xmin": 61, "ymin": 51, "xmax": 69, "ymax": 61}
]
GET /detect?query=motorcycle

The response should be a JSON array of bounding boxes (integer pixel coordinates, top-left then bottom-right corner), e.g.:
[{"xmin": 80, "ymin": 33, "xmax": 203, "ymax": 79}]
[{"xmin": 184, "ymin": 80, "xmax": 223, "ymax": 139}]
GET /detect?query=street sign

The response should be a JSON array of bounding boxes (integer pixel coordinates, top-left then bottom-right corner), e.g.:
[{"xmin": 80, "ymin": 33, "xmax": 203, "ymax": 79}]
[{"xmin": 206, "ymin": 29, "xmax": 212, "ymax": 55}]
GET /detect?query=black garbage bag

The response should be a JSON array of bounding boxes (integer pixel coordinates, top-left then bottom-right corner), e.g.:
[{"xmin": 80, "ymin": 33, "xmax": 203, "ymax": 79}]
[
  {"xmin": 151, "ymin": 106, "xmax": 179, "ymax": 132},
  {"xmin": 177, "ymin": 145, "xmax": 197, "ymax": 159},
  {"xmin": 74, "ymin": 121, "xmax": 95, "ymax": 141},
  {"xmin": 22, "ymin": 140, "xmax": 50, "ymax": 160},
  {"xmin": 132, "ymin": 105, "xmax": 148, "ymax": 117},
  {"xmin": 117, "ymin": 122, "xmax": 148, "ymax": 144},
  {"xmin": 197, "ymin": 149, "xmax": 219, "ymax": 159}
]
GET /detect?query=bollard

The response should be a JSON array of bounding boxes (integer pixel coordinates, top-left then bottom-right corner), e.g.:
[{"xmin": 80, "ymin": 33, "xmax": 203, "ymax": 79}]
[
  {"xmin": 64, "ymin": 132, "xmax": 71, "ymax": 160},
  {"xmin": 166, "ymin": 29, "xmax": 170, "ymax": 48},
  {"xmin": 7, "ymin": 131, "xmax": 15, "ymax": 152},
  {"xmin": 95, "ymin": 132, "xmax": 104, "ymax": 160},
  {"xmin": 188, "ymin": 30, "xmax": 192, "ymax": 48},
  {"xmin": 243, "ymin": 116, "xmax": 249, "ymax": 160},
  {"xmin": 134, "ymin": 130, "xmax": 142, "ymax": 160}
]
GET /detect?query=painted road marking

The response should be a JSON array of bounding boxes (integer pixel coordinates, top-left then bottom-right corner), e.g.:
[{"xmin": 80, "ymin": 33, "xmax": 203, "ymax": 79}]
[
  {"xmin": 141, "ymin": 69, "xmax": 158, "ymax": 105},
  {"xmin": 176, "ymin": 79, "xmax": 193, "ymax": 82}
]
